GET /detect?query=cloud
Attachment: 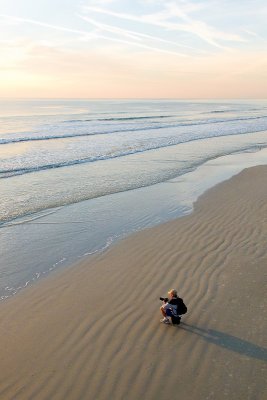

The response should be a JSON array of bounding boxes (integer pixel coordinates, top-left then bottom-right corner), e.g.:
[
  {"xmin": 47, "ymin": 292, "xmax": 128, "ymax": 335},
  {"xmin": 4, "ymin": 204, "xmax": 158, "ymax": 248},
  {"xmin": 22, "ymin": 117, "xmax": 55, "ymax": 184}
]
[
  {"xmin": 242, "ymin": 29, "xmax": 266, "ymax": 42},
  {"xmin": 83, "ymin": 2, "xmax": 246, "ymax": 49},
  {"xmin": 0, "ymin": 13, "xmax": 188, "ymax": 57},
  {"xmin": 87, "ymin": 0, "xmax": 118, "ymax": 4},
  {"xmin": 84, "ymin": 32, "xmax": 188, "ymax": 57},
  {"xmin": 78, "ymin": 14, "xmax": 205, "ymax": 53},
  {"xmin": 0, "ymin": 14, "xmax": 88, "ymax": 36},
  {"xmin": 164, "ymin": 1, "xmax": 246, "ymax": 43}
]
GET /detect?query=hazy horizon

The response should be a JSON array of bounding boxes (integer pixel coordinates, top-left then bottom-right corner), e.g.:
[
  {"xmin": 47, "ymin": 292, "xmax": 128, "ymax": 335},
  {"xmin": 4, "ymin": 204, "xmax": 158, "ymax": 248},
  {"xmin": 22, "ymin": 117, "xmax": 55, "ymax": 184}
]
[{"xmin": 1, "ymin": 97, "xmax": 267, "ymax": 100}]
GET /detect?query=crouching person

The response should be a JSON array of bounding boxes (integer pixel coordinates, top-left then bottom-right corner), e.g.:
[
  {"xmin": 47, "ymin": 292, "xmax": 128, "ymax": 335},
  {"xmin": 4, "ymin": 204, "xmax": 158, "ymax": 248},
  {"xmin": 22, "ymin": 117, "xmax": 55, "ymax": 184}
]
[{"xmin": 160, "ymin": 289, "xmax": 187, "ymax": 325}]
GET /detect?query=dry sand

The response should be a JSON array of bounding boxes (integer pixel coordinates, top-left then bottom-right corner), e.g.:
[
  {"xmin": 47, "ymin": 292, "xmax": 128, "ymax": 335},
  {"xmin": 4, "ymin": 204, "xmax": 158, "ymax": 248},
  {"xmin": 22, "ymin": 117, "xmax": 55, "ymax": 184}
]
[{"xmin": 0, "ymin": 166, "xmax": 266, "ymax": 400}]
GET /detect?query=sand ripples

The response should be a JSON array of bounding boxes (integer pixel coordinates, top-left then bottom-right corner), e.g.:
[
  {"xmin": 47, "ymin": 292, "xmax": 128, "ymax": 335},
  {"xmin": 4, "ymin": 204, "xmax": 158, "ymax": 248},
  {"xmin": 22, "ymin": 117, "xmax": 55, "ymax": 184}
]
[{"xmin": 0, "ymin": 167, "xmax": 266, "ymax": 399}]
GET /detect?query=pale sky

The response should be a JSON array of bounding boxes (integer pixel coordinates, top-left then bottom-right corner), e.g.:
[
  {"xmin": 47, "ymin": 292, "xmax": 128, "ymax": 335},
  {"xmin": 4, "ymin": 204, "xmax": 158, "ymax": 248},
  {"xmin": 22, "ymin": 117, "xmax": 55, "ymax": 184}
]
[{"xmin": 0, "ymin": 0, "xmax": 267, "ymax": 98}]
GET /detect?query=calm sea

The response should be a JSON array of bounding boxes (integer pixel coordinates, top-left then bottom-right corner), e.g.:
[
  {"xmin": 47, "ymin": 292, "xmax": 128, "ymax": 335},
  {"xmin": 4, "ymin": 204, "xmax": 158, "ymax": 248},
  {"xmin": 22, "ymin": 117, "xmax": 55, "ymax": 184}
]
[{"xmin": 1, "ymin": 99, "xmax": 267, "ymax": 299}]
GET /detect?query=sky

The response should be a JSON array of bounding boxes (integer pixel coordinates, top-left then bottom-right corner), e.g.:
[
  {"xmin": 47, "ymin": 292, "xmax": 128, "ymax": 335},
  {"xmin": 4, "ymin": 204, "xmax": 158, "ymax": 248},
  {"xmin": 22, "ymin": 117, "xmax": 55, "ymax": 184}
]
[{"xmin": 0, "ymin": 0, "xmax": 267, "ymax": 99}]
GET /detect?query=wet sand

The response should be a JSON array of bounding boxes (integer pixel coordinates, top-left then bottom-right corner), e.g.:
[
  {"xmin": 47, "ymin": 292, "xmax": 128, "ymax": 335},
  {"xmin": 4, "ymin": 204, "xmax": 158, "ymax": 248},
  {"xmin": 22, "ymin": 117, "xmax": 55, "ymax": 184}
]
[{"xmin": 0, "ymin": 165, "xmax": 266, "ymax": 400}]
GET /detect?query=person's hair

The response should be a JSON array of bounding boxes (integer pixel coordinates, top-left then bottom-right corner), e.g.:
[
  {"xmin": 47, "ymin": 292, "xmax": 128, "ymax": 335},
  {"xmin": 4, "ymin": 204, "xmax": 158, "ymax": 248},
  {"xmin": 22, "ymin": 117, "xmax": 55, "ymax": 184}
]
[{"xmin": 168, "ymin": 289, "xmax": 177, "ymax": 297}]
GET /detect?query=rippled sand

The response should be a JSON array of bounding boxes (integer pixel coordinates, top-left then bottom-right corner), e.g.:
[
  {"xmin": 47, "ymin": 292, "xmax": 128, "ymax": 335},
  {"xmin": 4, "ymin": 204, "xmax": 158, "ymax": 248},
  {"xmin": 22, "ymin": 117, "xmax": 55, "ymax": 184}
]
[{"xmin": 0, "ymin": 166, "xmax": 266, "ymax": 400}]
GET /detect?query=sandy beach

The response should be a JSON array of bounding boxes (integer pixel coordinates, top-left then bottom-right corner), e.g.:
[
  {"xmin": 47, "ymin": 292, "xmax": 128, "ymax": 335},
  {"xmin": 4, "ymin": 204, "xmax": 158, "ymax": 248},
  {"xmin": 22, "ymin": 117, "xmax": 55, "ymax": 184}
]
[{"xmin": 0, "ymin": 165, "xmax": 266, "ymax": 400}]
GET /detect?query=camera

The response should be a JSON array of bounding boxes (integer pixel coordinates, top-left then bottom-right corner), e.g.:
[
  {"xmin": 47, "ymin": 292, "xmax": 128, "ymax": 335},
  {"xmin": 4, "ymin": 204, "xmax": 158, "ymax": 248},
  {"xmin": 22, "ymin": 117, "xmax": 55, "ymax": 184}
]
[{"xmin": 160, "ymin": 297, "xmax": 169, "ymax": 302}]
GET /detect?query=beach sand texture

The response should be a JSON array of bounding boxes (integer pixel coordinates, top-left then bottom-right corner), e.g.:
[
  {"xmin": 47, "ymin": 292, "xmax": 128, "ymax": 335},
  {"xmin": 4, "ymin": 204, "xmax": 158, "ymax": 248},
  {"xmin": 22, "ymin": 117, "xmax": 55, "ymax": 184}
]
[{"xmin": 0, "ymin": 166, "xmax": 266, "ymax": 400}]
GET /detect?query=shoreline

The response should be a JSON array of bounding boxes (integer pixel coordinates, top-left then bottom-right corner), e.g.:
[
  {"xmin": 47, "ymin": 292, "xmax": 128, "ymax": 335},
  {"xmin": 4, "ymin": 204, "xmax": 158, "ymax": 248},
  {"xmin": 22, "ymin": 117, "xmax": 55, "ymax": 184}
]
[
  {"xmin": 1, "ymin": 146, "xmax": 267, "ymax": 301},
  {"xmin": 0, "ymin": 165, "xmax": 267, "ymax": 399}
]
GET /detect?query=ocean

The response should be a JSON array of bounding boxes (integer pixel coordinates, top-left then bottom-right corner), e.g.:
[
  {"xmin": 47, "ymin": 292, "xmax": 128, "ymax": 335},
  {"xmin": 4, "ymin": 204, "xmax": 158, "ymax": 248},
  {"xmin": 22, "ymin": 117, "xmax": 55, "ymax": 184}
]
[{"xmin": 1, "ymin": 99, "xmax": 267, "ymax": 299}]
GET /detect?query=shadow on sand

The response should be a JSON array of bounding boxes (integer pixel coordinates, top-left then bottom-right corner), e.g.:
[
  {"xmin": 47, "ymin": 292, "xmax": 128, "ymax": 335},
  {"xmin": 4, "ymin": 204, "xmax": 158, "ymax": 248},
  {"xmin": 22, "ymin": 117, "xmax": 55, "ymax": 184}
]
[{"xmin": 180, "ymin": 322, "xmax": 267, "ymax": 362}]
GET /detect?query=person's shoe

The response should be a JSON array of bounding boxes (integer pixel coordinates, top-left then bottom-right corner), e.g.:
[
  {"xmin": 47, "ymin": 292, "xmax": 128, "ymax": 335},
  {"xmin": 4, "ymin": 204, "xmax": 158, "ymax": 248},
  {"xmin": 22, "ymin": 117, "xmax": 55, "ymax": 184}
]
[{"xmin": 160, "ymin": 317, "xmax": 171, "ymax": 324}]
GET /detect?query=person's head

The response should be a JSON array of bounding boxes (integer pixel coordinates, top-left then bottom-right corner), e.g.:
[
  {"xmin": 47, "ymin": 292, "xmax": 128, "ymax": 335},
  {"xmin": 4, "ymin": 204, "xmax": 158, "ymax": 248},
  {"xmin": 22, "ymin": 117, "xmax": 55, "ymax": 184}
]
[{"xmin": 168, "ymin": 289, "xmax": 178, "ymax": 298}]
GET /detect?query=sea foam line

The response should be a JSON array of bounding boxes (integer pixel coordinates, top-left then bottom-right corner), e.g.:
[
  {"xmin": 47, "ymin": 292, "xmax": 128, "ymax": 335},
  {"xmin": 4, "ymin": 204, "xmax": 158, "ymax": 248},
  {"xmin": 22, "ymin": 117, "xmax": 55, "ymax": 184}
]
[
  {"xmin": 1, "ymin": 130, "xmax": 267, "ymax": 179},
  {"xmin": 1, "ymin": 114, "xmax": 267, "ymax": 145}
]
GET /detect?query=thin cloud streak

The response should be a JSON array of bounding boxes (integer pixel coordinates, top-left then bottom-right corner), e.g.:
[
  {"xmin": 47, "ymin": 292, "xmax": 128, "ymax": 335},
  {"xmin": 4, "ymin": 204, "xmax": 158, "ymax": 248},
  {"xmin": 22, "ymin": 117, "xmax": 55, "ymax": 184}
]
[
  {"xmin": 0, "ymin": 14, "xmax": 187, "ymax": 57},
  {"xmin": 242, "ymin": 29, "xmax": 266, "ymax": 42},
  {"xmin": 78, "ymin": 15, "xmax": 144, "ymax": 41},
  {"xmin": 78, "ymin": 14, "xmax": 205, "ymax": 53},
  {"xmin": 84, "ymin": 4, "xmax": 245, "ymax": 49},
  {"xmin": 0, "ymin": 14, "xmax": 90, "ymax": 36},
  {"xmin": 164, "ymin": 1, "xmax": 246, "ymax": 42},
  {"xmin": 84, "ymin": 33, "xmax": 188, "ymax": 57}
]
